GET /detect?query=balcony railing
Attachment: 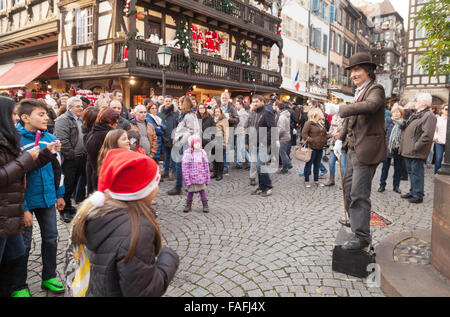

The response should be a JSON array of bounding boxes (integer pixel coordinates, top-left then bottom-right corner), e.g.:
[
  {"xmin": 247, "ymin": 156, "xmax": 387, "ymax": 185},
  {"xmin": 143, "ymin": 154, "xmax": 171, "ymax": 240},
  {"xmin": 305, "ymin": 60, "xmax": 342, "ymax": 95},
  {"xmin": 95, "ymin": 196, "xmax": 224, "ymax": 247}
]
[
  {"xmin": 167, "ymin": 0, "xmax": 279, "ymax": 35},
  {"xmin": 127, "ymin": 41, "xmax": 281, "ymax": 87}
]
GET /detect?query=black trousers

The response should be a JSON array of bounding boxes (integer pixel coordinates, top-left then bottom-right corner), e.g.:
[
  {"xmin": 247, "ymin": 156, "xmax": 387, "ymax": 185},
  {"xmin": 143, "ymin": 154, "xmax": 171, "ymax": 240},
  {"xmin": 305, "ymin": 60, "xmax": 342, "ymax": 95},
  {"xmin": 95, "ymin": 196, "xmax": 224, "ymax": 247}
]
[
  {"xmin": 343, "ymin": 149, "xmax": 377, "ymax": 244},
  {"xmin": 62, "ymin": 156, "xmax": 86, "ymax": 211}
]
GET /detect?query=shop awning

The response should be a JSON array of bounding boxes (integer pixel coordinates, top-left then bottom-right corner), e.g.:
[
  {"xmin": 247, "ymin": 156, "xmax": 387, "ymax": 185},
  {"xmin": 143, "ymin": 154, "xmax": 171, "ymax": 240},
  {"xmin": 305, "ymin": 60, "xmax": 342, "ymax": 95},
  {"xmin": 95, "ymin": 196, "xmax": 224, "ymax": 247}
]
[
  {"xmin": 330, "ymin": 91, "xmax": 354, "ymax": 103},
  {"xmin": 280, "ymin": 86, "xmax": 328, "ymax": 102},
  {"xmin": 0, "ymin": 56, "xmax": 58, "ymax": 89}
]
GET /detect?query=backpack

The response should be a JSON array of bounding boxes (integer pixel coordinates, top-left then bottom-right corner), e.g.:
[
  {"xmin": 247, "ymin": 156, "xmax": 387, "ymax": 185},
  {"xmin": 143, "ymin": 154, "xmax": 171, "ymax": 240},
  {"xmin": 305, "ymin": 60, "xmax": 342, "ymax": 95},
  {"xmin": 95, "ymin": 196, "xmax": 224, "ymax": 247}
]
[{"xmin": 64, "ymin": 237, "xmax": 91, "ymax": 297}]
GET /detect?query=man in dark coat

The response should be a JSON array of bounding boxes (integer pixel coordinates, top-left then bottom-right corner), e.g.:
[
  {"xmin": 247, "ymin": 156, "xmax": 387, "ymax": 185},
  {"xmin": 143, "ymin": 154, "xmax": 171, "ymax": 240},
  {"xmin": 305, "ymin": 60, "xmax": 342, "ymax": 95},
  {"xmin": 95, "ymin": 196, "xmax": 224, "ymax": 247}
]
[
  {"xmin": 399, "ymin": 93, "xmax": 436, "ymax": 204},
  {"xmin": 326, "ymin": 52, "xmax": 387, "ymax": 251},
  {"xmin": 249, "ymin": 95, "xmax": 277, "ymax": 197},
  {"xmin": 158, "ymin": 96, "xmax": 179, "ymax": 179}
]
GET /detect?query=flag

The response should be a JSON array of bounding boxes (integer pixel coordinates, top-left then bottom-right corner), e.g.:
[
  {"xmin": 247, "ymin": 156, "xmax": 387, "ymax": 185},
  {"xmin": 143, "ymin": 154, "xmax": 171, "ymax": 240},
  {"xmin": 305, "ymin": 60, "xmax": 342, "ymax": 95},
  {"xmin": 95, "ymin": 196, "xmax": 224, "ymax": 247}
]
[{"xmin": 294, "ymin": 70, "xmax": 300, "ymax": 91}]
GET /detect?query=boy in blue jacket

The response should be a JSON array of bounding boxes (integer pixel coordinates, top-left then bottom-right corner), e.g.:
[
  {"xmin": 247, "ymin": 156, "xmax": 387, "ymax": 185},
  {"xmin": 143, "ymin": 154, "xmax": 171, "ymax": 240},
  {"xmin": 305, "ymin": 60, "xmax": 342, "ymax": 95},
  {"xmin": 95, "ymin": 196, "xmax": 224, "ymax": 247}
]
[{"xmin": 11, "ymin": 99, "xmax": 66, "ymax": 297}]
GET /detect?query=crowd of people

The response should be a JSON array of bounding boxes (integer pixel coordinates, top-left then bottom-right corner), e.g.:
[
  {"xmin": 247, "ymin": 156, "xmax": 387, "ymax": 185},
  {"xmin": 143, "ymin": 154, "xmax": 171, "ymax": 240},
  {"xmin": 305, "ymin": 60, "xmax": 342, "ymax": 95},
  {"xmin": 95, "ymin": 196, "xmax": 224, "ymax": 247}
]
[{"xmin": 0, "ymin": 73, "xmax": 447, "ymax": 296}]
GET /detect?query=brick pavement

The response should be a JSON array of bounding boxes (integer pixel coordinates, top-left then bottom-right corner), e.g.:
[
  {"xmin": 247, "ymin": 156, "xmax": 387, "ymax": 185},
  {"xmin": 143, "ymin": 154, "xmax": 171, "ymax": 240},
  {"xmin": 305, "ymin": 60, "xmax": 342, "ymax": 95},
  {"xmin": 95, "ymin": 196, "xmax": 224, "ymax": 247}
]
[{"xmin": 27, "ymin": 159, "xmax": 435, "ymax": 297}]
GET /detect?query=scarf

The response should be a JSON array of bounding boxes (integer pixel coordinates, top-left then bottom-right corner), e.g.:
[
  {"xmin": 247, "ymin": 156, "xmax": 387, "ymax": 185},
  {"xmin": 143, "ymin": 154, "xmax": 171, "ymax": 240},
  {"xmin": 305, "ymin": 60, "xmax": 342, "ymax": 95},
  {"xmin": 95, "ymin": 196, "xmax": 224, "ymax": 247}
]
[
  {"xmin": 150, "ymin": 114, "xmax": 162, "ymax": 126},
  {"xmin": 401, "ymin": 107, "xmax": 428, "ymax": 130},
  {"xmin": 388, "ymin": 119, "xmax": 403, "ymax": 155}
]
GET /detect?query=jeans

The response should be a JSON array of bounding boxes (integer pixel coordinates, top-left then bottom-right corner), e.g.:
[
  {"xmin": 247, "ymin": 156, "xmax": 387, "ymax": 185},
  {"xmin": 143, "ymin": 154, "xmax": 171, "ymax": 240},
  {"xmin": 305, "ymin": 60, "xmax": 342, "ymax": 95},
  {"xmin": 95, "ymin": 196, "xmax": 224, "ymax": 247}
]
[
  {"xmin": 329, "ymin": 150, "xmax": 347, "ymax": 178},
  {"xmin": 12, "ymin": 206, "xmax": 58, "ymax": 291},
  {"xmin": 256, "ymin": 147, "xmax": 273, "ymax": 191},
  {"xmin": 320, "ymin": 162, "xmax": 327, "ymax": 174},
  {"xmin": 163, "ymin": 145, "xmax": 176, "ymax": 174},
  {"xmin": 279, "ymin": 140, "xmax": 293, "ymax": 171},
  {"xmin": 61, "ymin": 156, "xmax": 86, "ymax": 211},
  {"xmin": 343, "ymin": 149, "xmax": 377, "ymax": 244},
  {"xmin": 236, "ymin": 135, "xmax": 250, "ymax": 167},
  {"xmin": 223, "ymin": 142, "xmax": 234, "ymax": 170},
  {"xmin": 304, "ymin": 149, "xmax": 323, "ymax": 182},
  {"xmin": 380, "ymin": 155, "xmax": 402, "ymax": 189},
  {"xmin": 435, "ymin": 143, "xmax": 445, "ymax": 174},
  {"xmin": 0, "ymin": 235, "xmax": 25, "ymax": 264},
  {"xmin": 405, "ymin": 158, "xmax": 425, "ymax": 200}
]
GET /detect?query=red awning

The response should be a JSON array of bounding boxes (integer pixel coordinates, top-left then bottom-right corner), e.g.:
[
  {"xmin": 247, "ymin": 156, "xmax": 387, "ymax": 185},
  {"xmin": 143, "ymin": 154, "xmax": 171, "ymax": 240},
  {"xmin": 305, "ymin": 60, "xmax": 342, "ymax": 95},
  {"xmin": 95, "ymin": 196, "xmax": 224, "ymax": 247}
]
[{"xmin": 0, "ymin": 56, "xmax": 58, "ymax": 89}]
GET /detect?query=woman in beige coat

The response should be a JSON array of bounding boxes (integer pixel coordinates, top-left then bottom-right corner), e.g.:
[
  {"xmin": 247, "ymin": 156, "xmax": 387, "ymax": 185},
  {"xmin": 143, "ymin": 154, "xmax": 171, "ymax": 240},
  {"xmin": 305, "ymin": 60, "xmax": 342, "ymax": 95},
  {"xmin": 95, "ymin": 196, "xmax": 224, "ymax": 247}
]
[{"xmin": 212, "ymin": 106, "xmax": 229, "ymax": 181}]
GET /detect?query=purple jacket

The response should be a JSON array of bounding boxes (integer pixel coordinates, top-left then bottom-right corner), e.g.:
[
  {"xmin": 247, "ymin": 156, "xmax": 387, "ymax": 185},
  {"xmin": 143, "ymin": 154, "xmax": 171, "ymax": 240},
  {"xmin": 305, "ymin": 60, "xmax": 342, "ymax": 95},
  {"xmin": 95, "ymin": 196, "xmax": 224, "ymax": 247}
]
[{"xmin": 182, "ymin": 148, "xmax": 211, "ymax": 186}]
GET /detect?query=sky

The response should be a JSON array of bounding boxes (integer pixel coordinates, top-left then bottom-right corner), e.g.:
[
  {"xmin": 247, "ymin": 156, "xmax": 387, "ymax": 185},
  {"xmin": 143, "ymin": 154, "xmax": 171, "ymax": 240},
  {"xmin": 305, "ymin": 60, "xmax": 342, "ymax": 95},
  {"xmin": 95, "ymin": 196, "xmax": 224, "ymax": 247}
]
[{"xmin": 367, "ymin": 0, "xmax": 410, "ymax": 21}]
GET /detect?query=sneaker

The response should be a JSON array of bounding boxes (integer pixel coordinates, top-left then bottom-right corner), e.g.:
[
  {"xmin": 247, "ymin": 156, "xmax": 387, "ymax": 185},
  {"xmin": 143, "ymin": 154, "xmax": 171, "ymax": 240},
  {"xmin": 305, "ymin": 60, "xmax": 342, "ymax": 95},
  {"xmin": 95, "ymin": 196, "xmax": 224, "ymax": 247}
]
[
  {"xmin": 319, "ymin": 171, "xmax": 327, "ymax": 179},
  {"xmin": 223, "ymin": 169, "xmax": 229, "ymax": 175},
  {"xmin": 261, "ymin": 188, "xmax": 273, "ymax": 197},
  {"xmin": 315, "ymin": 182, "xmax": 325, "ymax": 187},
  {"xmin": 251, "ymin": 188, "xmax": 263, "ymax": 195},
  {"xmin": 11, "ymin": 288, "xmax": 32, "ymax": 297},
  {"xmin": 41, "ymin": 278, "xmax": 65, "ymax": 294},
  {"xmin": 298, "ymin": 172, "xmax": 304, "ymax": 176},
  {"xmin": 305, "ymin": 182, "xmax": 312, "ymax": 188}
]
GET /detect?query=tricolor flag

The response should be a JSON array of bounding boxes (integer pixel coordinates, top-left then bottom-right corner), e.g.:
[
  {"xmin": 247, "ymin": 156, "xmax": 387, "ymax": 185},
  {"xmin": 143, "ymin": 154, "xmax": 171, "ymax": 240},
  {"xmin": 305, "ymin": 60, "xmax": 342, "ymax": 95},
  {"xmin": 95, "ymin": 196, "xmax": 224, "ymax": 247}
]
[{"xmin": 294, "ymin": 70, "xmax": 300, "ymax": 91}]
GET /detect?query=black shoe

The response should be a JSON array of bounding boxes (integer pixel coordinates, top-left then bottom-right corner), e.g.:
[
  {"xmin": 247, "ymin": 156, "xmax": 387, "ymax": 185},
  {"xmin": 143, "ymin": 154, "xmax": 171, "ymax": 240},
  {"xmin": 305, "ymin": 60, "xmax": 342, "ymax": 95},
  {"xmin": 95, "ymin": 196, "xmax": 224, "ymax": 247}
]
[
  {"xmin": 338, "ymin": 218, "xmax": 351, "ymax": 227},
  {"xmin": 215, "ymin": 175, "xmax": 223, "ymax": 181},
  {"xmin": 377, "ymin": 186, "xmax": 385, "ymax": 192},
  {"xmin": 400, "ymin": 176, "xmax": 408, "ymax": 181},
  {"xmin": 245, "ymin": 166, "xmax": 250, "ymax": 170},
  {"xmin": 401, "ymin": 193, "xmax": 413, "ymax": 199},
  {"xmin": 250, "ymin": 178, "xmax": 256, "ymax": 186},
  {"xmin": 408, "ymin": 197, "xmax": 423, "ymax": 204},
  {"xmin": 342, "ymin": 237, "xmax": 369, "ymax": 252},
  {"xmin": 211, "ymin": 174, "xmax": 218, "ymax": 179},
  {"xmin": 59, "ymin": 211, "xmax": 73, "ymax": 223},
  {"xmin": 167, "ymin": 187, "xmax": 181, "ymax": 195},
  {"xmin": 393, "ymin": 187, "xmax": 401, "ymax": 194},
  {"xmin": 235, "ymin": 165, "xmax": 243, "ymax": 169},
  {"xmin": 278, "ymin": 169, "xmax": 288, "ymax": 174}
]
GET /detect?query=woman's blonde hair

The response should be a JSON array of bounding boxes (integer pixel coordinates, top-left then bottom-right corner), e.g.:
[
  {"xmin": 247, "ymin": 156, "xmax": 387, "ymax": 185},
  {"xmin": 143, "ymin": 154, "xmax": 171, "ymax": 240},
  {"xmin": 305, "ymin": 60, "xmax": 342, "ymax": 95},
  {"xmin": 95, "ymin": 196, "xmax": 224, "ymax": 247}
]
[
  {"xmin": 391, "ymin": 104, "xmax": 404, "ymax": 118},
  {"xmin": 307, "ymin": 108, "xmax": 324, "ymax": 123},
  {"xmin": 97, "ymin": 129, "xmax": 127, "ymax": 172},
  {"xmin": 71, "ymin": 195, "xmax": 162, "ymax": 263}
]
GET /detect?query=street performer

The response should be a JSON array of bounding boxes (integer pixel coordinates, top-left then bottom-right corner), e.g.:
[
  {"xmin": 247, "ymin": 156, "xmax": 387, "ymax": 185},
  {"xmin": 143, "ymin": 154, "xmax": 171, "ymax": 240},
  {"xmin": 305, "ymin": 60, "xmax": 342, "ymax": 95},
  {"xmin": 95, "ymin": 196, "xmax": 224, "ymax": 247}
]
[{"xmin": 326, "ymin": 52, "xmax": 386, "ymax": 252}]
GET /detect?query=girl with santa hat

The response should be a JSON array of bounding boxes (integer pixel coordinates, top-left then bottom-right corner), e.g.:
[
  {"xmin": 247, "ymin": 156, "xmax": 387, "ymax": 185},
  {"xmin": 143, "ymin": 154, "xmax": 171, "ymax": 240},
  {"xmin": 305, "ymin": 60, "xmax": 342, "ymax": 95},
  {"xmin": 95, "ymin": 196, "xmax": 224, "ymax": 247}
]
[{"xmin": 70, "ymin": 149, "xmax": 179, "ymax": 296}]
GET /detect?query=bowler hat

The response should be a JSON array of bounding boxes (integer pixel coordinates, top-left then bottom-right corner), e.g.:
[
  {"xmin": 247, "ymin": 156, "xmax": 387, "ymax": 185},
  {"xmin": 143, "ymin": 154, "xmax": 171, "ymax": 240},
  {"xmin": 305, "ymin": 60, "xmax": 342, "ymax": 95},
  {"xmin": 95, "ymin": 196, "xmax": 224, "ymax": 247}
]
[{"xmin": 346, "ymin": 52, "xmax": 377, "ymax": 71}]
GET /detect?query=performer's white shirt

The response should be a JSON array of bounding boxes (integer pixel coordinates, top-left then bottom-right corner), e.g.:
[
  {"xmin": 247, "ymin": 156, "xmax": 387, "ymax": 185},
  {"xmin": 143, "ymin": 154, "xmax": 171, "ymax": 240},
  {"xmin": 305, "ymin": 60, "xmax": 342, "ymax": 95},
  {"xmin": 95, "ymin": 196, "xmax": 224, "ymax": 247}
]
[{"xmin": 353, "ymin": 80, "xmax": 372, "ymax": 102}]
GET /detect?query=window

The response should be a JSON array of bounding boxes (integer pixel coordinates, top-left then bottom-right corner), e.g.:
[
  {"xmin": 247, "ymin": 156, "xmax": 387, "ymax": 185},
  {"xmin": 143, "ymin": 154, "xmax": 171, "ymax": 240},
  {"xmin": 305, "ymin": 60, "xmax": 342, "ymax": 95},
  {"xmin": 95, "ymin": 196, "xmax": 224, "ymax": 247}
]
[
  {"xmin": 330, "ymin": 30, "xmax": 335, "ymax": 51},
  {"xmin": 323, "ymin": 34, "xmax": 328, "ymax": 54},
  {"xmin": 75, "ymin": 7, "xmax": 94, "ymax": 45},
  {"xmin": 0, "ymin": 0, "xmax": 6, "ymax": 11},
  {"xmin": 336, "ymin": 34, "xmax": 341, "ymax": 54},
  {"xmin": 283, "ymin": 56, "xmax": 292, "ymax": 78},
  {"xmin": 13, "ymin": 0, "xmax": 24, "ymax": 5},
  {"xmin": 336, "ymin": 7, "xmax": 342, "ymax": 24},
  {"xmin": 413, "ymin": 54, "xmax": 424, "ymax": 75}
]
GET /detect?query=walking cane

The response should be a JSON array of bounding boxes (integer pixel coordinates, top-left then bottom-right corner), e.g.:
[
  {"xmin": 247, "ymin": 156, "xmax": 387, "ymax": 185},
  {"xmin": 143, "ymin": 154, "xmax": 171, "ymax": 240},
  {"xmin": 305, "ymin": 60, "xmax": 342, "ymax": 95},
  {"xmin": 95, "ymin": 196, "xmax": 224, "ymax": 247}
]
[
  {"xmin": 334, "ymin": 154, "xmax": 352, "ymax": 246},
  {"xmin": 337, "ymin": 155, "xmax": 348, "ymax": 223}
]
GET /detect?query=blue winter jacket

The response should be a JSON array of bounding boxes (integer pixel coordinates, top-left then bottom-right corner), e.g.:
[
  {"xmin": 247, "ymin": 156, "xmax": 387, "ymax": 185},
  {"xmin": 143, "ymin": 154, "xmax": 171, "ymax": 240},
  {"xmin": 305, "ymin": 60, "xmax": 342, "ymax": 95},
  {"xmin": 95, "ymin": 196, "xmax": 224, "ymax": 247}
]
[
  {"xmin": 146, "ymin": 113, "xmax": 166, "ymax": 160},
  {"xmin": 17, "ymin": 123, "xmax": 65, "ymax": 211}
]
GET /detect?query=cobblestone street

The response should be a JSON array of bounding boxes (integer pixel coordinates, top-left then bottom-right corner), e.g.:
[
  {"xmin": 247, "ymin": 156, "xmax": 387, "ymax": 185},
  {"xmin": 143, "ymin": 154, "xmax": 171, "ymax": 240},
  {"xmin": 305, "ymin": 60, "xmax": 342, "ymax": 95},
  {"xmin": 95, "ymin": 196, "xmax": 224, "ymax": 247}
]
[{"xmin": 27, "ymin": 159, "xmax": 435, "ymax": 297}]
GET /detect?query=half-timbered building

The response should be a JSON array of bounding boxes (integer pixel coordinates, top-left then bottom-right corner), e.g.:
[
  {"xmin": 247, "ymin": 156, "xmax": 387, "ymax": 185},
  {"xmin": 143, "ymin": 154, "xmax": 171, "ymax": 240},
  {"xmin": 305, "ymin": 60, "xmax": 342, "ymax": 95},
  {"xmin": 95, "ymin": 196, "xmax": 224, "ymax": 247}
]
[
  {"xmin": 57, "ymin": 0, "xmax": 283, "ymax": 107},
  {"xmin": 403, "ymin": 0, "xmax": 448, "ymax": 105},
  {"xmin": 0, "ymin": 0, "xmax": 63, "ymax": 97}
]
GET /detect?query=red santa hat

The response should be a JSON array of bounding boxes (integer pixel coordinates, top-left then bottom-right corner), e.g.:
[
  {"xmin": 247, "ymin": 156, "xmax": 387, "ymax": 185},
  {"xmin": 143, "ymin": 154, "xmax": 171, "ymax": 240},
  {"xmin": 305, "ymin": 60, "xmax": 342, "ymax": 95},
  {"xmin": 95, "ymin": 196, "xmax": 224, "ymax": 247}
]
[{"xmin": 89, "ymin": 148, "xmax": 160, "ymax": 207}]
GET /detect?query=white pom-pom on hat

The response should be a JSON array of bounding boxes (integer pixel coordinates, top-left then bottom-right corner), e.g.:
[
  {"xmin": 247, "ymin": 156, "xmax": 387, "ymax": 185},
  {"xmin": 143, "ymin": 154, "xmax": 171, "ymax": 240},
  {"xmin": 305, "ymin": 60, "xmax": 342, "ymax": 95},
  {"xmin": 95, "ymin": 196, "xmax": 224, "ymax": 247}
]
[{"xmin": 90, "ymin": 191, "xmax": 105, "ymax": 208}]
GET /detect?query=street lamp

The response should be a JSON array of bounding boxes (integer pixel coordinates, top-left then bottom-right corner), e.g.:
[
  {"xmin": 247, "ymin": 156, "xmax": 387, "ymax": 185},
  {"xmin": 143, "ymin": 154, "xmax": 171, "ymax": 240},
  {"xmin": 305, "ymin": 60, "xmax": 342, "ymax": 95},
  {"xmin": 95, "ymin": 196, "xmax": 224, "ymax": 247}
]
[{"xmin": 157, "ymin": 44, "xmax": 172, "ymax": 97}]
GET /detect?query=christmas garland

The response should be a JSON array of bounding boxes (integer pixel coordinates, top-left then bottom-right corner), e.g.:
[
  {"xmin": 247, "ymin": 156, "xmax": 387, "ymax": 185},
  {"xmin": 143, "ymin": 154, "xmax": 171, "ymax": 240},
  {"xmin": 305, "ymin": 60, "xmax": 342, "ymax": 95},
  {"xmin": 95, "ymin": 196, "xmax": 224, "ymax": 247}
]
[{"xmin": 174, "ymin": 19, "xmax": 198, "ymax": 70}]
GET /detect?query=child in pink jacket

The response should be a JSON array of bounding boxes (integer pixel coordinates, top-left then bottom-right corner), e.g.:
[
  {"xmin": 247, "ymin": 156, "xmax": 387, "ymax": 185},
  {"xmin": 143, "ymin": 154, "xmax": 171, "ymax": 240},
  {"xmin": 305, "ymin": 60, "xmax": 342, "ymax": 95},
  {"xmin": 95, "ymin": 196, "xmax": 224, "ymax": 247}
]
[{"xmin": 182, "ymin": 136, "xmax": 211, "ymax": 213}]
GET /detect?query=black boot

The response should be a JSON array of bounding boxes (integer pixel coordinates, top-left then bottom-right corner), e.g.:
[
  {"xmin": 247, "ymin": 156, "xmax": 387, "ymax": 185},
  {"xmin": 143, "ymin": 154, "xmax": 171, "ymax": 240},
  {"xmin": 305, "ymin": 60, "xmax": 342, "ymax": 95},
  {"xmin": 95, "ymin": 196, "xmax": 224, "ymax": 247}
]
[
  {"xmin": 183, "ymin": 200, "xmax": 193, "ymax": 213},
  {"xmin": 202, "ymin": 200, "xmax": 209, "ymax": 213},
  {"xmin": 167, "ymin": 187, "xmax": 181, "ymax": 195}
]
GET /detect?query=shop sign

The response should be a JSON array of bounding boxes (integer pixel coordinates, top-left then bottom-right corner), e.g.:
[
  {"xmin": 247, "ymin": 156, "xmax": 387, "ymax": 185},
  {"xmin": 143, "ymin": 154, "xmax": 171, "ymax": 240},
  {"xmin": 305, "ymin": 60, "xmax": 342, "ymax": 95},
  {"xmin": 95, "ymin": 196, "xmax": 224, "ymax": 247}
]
[{"xmin": 308, "ymin": 86, "xmax": 327, "ymax": 95}]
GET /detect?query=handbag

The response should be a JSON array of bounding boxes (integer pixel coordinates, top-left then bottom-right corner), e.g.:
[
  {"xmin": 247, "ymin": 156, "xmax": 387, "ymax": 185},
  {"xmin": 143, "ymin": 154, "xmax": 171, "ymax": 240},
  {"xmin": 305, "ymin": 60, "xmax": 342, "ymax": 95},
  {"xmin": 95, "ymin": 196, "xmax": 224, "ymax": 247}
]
[{"xmin": 295, "ymin": 138, "xmax": 312, "ymax": 162}]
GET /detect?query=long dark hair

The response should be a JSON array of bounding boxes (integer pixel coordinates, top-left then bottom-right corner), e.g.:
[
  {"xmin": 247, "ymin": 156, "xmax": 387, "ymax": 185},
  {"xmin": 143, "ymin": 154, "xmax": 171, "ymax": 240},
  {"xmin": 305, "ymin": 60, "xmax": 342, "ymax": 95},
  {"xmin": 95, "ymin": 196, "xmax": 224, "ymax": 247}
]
[{"xmin": 0, "ymin": 96, "xmax": 19, "ymax": 149}]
